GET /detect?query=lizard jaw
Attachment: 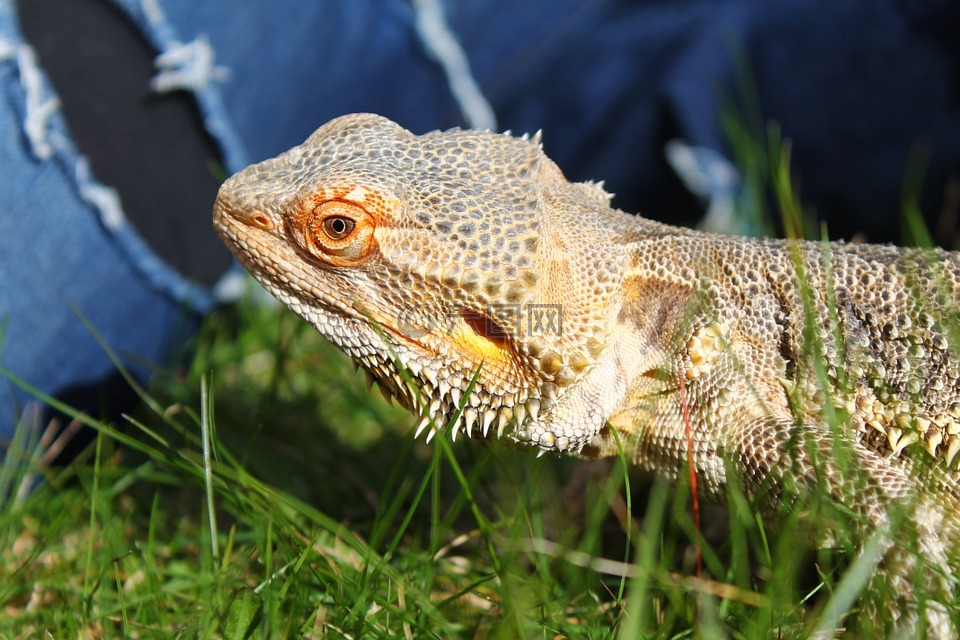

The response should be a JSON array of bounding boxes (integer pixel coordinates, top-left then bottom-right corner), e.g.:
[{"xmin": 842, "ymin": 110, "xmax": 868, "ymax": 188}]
[{"xmin": 352, "ymin": 341, "xmax": 544, "ymax": 444}]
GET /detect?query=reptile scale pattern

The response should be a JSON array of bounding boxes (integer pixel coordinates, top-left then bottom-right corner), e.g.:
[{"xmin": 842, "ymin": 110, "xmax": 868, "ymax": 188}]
[{"xmin": 214, "ymin": 113, "xmax": 960, "ymax": 636}]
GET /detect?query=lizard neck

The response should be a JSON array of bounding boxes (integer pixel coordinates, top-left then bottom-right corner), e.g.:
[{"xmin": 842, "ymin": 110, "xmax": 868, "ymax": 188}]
[{"xmin": 586, "ymin": 226, "xmax": 736, "ymax": 494}]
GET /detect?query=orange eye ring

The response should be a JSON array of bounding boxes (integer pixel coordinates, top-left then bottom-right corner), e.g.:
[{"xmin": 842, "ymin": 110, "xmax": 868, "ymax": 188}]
[{"xmin": 301, "ymin": 199, "xmax": 377, "ymax": 265}]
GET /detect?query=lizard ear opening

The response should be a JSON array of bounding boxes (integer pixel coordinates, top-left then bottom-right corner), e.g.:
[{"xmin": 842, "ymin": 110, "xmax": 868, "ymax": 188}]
[
  {"xmin": 462, "ymin": 310, "xmax": 509, "ymax": 345},
  {"xmin": 451, "ymin": 310, "xmax": 514, "ymax": 370}
]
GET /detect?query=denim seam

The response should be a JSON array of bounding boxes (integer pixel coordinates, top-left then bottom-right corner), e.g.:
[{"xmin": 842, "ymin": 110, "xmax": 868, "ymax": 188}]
[
  {"xmin": 411, "ymin": 0, "xmax": 496, "ymax": 130},
  {"xmin": 0, "ymin": 0, "xmax": 217, "ymax": 313},
  {"xmin": 110, "ymin": 0, "xmax": 250, "ymax": 172},
  {"xmin": 150, "ymin": 35, "xmax": 230, "ymax": 93}
]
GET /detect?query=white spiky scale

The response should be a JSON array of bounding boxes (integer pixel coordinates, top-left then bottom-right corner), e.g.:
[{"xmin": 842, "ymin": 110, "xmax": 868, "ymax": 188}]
[
  {"xmin": 463, "ymin": 407, "xmax": 479, "ymax": 438},
  {"xmin": 526, "ymin": 398, "xmax": 540, "ymax": 423},
  {"xmin": 449, "ymin": 387, "xmax": 462, "ymax": 411},
  {"xmin": 414, "ymin": 416, "xmax": 432, "ymax": 439},
  {"xmin": 481, "ymin": 409, "xmax": 496, "ymax": 437},
  {"xmin": 947, "ymin": 438, "xmax": 960, "ymax": 468},
  {"xmin": 513, "ymin": 402, "xmax": 527, "ymax": 428}
]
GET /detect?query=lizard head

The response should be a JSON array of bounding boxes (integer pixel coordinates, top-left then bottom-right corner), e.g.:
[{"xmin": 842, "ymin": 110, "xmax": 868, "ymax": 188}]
[{"xmin": 214, "ymin": 113, "xmax": 629, "ymax": 453}]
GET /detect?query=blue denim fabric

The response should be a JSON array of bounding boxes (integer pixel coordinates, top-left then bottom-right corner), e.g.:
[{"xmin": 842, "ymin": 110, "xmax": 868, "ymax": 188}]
[
  {"xmin": 142, "ymin": 0, "xmax": 960, "ymax": 238},
  {"xmin": 0, "ymin": 0, "xmax": 462, "ymax": 440},
  {"xmin": 2, "ymin": 0, "xmax": 959, "ymax": 443},
  {"xmin": 0, "ymin": 0, "xmax": 214, "ymax": 437}
]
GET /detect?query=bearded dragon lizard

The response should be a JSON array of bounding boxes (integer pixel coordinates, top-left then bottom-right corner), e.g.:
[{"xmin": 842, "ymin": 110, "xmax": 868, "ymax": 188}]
[{"xmin": 213, "ymin": 113, "xmax": 960, "ymax": 636}]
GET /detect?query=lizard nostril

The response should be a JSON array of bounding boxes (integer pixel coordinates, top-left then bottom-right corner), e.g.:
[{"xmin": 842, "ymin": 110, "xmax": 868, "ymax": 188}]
[{"xmin": 249, "ymin": 212, "xmax": 274, "ymax": 230}]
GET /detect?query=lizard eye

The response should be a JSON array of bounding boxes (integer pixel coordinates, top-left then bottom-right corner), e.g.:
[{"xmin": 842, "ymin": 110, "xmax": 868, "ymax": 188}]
[
  {"xmin": 321, "ymin": 215, "xmax": 355, "ymax": 240},
  {"xmin": 300, "ymin": 199, "xmax": 377, "ymax": 265}
]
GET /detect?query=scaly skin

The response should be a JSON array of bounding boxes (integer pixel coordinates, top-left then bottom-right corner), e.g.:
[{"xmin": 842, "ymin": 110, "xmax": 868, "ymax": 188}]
[{"xmin": 214, "ymin": 113, "xmax": 960, "ymax": 635}]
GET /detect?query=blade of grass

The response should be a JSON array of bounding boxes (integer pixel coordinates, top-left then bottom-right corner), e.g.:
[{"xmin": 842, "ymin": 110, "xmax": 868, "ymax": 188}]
[{"xmin": 201, "ymin": 373, "xmax": 220, "ymax": 563}]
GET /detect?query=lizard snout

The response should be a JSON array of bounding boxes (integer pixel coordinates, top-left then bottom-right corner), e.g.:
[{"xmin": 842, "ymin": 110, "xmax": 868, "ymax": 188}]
[{"xmin": 213, "ymin": 186, "xmax": 277, "ymax": 234}]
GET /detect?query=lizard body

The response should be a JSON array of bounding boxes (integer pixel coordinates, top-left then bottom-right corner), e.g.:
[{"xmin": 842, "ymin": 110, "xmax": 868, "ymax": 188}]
[{"xmin": 214, "ymin": 113, "xmax": 960, "ymax": 635}]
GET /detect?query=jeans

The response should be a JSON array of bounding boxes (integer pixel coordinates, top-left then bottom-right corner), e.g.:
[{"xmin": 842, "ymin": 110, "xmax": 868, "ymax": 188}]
[{"xmin": 2, "ymin": 0, "xmax": 959, "ymax": 443}]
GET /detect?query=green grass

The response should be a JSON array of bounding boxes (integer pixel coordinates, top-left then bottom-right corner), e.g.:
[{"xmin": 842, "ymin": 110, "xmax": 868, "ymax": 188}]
[
  {"xmin": 3, "ymin": 284, "xmax": 941, "ymax": 638},
  {"xmin": 0, "ymin": 302, "xmax": 719, "ymax": 639},
  {"xmin": 9, "ymin": 287, "xmax": 934, "ymax": 639},
  {"xmin": 2, "ymin": 112, "xmax": 958, "ymax": 637}
]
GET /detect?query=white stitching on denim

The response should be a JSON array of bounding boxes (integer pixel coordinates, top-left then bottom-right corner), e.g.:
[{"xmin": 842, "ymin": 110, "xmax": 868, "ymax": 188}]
[
  {"xmin": 665, "ymin": 140, "xmax": 740, "ymax": 233},
  {"xmin": 0, "ymin": 34, "xmax": 14, "ymax": 60},
  {"xmin": 109, "ymin": 0, "xmax": 247, "ymax": 169},
  {"xmin": 139, "ymin": 0, "xmax": 165, "ymax": 27},
  {"xmin": 6, "ymin": 41, "xmax": 127, "ymax": 227},
  {"xmin": 150, "ymin": 36, "xmax": 229, "ymax": 93},
  {"xmin": 76, "ymin": 158, "xmax": 125, "ymax": 231},
  {"xmin": 15, "ymin": 45, "xmax": 59, "ymax": 161},
  {"xmin": 1, "ymin": 0, "xmax": 215, "ymax": 310},
  {"xmin": 411, "ymin": 0, "xmax": 495, "ymax": 131}
]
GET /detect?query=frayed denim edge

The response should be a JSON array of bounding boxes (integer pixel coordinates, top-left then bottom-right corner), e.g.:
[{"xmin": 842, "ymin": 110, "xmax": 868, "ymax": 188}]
[
  {"xmin": 111, "ymin": 0, "xmax": 250, "ymax": 172},
  {"xmin": 0, "ymin": 0, "xmax": 259, "ymax": 315}
]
